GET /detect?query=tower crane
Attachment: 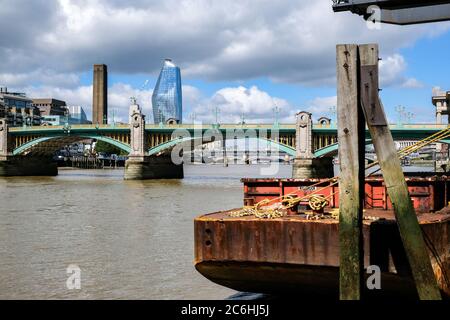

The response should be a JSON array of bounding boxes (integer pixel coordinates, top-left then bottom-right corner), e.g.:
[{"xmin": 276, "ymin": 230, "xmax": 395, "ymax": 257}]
[{"xmin": 129, "ymin": 79, "xmax": 150, "ymax": 105}]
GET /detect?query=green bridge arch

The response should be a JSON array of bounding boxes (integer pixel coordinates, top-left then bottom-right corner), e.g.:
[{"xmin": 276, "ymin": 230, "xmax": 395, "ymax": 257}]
[
  {"xmin": 13, "ymin": 134, "xmax": 132, "ymax": 156},
  {"xmin": 148, "ymin": 136, "xmax": 297, "ymax": 157},
  {"xmin": 16, "ymin": 132, "xmax": 447, "ymax": 158},
  {"xmin": 14, "ymin": 134, "xmax": 297, "ymax": 157},
  {"xmin": 314, "ymin": 139, "xmax": 450, "ymax": 158}
]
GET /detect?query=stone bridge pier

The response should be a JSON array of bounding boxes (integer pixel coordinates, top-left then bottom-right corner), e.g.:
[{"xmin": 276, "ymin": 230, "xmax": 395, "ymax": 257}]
[
  {"xmin": 292, "ymin": 111, "xmax": 334, "ymax": 179},
  {"xmin": 124, "ymin": 100, "xmax": 184, "ymax": 180},
  {"xmin": 0, "ymin": 119, "xmax": 57, "ymax": 176}
]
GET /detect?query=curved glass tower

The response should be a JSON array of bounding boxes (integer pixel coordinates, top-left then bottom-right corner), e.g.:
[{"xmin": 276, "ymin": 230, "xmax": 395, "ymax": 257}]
[{"xmin": 152, "ymin": 59, "xmax": 183, "ymax": 124}]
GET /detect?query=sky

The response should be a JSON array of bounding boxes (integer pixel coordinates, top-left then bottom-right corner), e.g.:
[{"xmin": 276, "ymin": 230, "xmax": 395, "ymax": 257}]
[{"xmin": 1, "ymin": 0, "xmax": 450, "ymax": 124}]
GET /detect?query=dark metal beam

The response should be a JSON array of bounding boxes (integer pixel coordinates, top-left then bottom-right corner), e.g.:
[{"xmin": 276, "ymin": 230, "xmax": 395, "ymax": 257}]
[
  {"xmin": 332, "ymin": 0, "xmax": 450, "ymax": 24},
  {"xmin": 333, "ymin": 0, "xmax": 450, "ymax": 12},
  {"xmin": 380, "ymin": 4, "xmax": 450, "ymax": 25}
]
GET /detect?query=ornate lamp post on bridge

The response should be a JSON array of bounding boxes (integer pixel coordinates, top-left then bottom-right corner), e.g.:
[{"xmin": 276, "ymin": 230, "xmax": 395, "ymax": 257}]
[
  {"xmin": 189, "ymin": 112, "xmax": 197, "ymax": 124},
  {"xmin": 212, "ymin": 105, "xmax": 220, "ymax": 129},
  {"xmin": 273, "ymin": 105, "xmax": 280, "ymax": 129},
  {"xmin": 329, "ymin": 105, "xmax": 337, "ymax": 127},
  {"xmin": 395, "ymin": 105, "xmax": 406, "ymax": 127},
  {"xmin": 240, "ymin": 112, "xmax": 246, "ymax": 127},
  {"xmin": 406, "ymin": 111, "xmax": 415, "ymax": 124}
]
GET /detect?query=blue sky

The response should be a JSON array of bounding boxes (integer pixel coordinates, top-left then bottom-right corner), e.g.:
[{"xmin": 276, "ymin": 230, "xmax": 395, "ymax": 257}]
[
  {"xmin": 1, "ymin": 1, "xmax": 450, "ymax": 124},
  {"xmin": 381, "ymin": 33, "xmax": 450, "ymax": 123}
]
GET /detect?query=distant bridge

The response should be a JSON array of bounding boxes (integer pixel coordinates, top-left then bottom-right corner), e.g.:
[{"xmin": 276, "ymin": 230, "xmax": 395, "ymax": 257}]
[{"xmin": 7, "ymin": 122, "xmax": 450, "ymax": 158}]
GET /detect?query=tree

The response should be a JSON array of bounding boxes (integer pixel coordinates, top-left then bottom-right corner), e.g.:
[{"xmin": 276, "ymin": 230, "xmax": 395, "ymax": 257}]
[{"xmin": 94, "ymin": 140, "xmax": 126, "ymax": 155}]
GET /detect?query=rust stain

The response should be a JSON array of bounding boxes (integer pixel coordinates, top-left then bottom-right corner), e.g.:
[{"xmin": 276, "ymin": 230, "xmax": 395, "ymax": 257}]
[{"xmin": 195, "ymin": 176, "xmax": 450, "ymax": 297}]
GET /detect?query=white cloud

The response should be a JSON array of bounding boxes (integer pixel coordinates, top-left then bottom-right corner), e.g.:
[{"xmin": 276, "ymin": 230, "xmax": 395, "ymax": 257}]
[
  {"xmin": 379, "ymin": 54, "xmax": 424, "ymax": 88},
  {"xmin": 1, "ymin": 0, "xmax": 448, "ymax": 86},
  {"xmin": 307, "ymin": 96, "xmax": 337, "ymax": 115},
  {"xmin": 380, "ymin": 54, "xmax": 407, "ymax": 86},
  {"xmin": 1, "ymin": 0, "xmax": 444, "ymax": 124},
  {"xmin": 182, "ymin": 85, "xmax": 203, "ymax": 117},
  {"xmin": 17, "ymin": 84, "xmax": 294, "ymax": 124},
  {"xmin": 107, "ymin": 83, "xmax": 153, "ymax": 123},
  {"xmin": 401, "ymin": 78, "xmax": 424, "ymax": 89},
  {"xmin": 0, "ymin": 69, "xmax": 80, "ymax": 88},
  {"xmin": 185, "ymin": 85, "xmax": 293, "ymax": 124},
  {"xmin": 21, "ymin": 85, "xmax": 93, "ymax": 110},
  {"xmin": 17, "ymin": 83, "xmax": 153, "ymax": 124}
]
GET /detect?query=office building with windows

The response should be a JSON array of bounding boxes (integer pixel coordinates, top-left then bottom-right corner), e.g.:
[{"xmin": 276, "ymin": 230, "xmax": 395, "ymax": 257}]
[
  {"xmin": 32, "ymin": 98, "xmax": 67, "ymax": 116},
  {"xmin": 68, "ymin": 106, "xmax": 91, "ymax": 124},
  {"xmin": 40, "ymin": 106, "xmax": 91, "ymax": 126},
  {"xmin": 0, "ymin": 87, "xmax": 41, "ymax": 126},
  {"xmin": 152, "ymin": 59, "xmax": 182, "ymax": 124}
]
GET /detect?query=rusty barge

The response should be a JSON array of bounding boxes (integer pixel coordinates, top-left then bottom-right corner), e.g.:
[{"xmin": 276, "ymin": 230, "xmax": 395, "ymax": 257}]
[{"xmin": 194, "ymin": 175, "xmax": 450, "ymax": 298}]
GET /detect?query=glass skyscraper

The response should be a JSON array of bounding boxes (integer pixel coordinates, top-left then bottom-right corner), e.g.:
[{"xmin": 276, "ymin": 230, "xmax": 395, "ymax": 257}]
[{"xmin": 152, "ymin": 59, "xmax": 182, "ymax": 124}]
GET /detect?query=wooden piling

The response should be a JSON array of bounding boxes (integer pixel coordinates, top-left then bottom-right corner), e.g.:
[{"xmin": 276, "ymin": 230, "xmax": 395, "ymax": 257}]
[
  {"xmin": 337, "ymin": 44, "xmax": 365, "ymax": 300},
  {"xmin": 358, "ymin": 44, "xmax": 441, "ymax": 300}
]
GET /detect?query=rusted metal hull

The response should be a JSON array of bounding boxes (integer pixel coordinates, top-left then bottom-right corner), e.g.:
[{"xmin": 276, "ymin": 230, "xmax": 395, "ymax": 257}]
[
  {"xmin": 195, "ymin": 207, "xmax": 450, "ymax": 298},
  {"xmin": 195, "ymin": 261, "xmax": 421, "ymax": 299}
]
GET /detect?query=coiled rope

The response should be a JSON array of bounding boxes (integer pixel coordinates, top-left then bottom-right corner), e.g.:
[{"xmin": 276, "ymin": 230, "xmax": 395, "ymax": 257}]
[{"xmin": 230, "ymin": 126, "xmax": 450, "ymax": 219}]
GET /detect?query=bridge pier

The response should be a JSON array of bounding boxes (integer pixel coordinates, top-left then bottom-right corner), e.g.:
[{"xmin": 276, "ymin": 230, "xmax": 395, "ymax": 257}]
[
  {"xmin": 292, "ymin": 112, "xmax": 334, "ymax": 179},
  {"xmin": 124, "ymin": 155, "xmax": 183, "ymax": 180},
  {"xmin": 0, "ymin": 119, "xmax": 58, "ymax": 177},
  {"xmin": 292, "ymin": 158, "xmax": 334, "ymax": 179},
  {"xmin": 124, "ymin": 100, "xmax": 183, "ymax": 180},
  {"xmin": 0, "ymin": 156, "xmax": 58, "ymax": 177}
]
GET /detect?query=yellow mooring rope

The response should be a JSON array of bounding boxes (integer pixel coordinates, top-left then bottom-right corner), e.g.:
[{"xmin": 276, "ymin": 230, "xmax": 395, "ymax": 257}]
[{"xmin": 230, "ymin": 126, "xmax": 450, "ymax": 219}]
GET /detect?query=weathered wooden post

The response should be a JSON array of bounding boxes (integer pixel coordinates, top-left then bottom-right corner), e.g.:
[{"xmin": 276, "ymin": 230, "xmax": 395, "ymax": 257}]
[
  {"xmin": 337, "ymin": 44, "xmax": 365, "ymax": 300},
  {"xmin": 337, "ymin": 43, "xmax": 442, "ymax": 300},
  {"xmin": 358, "ymin": 44, "xmax": 441, "ymax": 300}
]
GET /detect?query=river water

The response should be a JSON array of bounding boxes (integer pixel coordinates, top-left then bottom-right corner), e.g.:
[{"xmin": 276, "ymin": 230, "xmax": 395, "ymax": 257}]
[{"xmin": 0, "ymin": 164, "xmax": 292, "ymax": 299}]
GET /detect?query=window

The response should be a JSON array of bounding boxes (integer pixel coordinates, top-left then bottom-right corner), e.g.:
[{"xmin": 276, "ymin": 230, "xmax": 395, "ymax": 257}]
[{"xmin": 152, "ymin": 60, "xmax": 183, "ymax": 124}]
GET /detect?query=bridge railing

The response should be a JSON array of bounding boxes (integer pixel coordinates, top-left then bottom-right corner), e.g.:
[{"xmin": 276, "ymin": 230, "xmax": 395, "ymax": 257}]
[{"xmin": 8, "ymin": 122, "xmax": 449, "ymax": 133}]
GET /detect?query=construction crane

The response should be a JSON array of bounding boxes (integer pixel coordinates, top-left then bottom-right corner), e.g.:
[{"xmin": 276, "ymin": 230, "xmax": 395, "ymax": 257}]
[
  {"xmin": 129, "ymin": 79, "xmax": 150, "ymax": 105},
  {"xmin": 332, "ymin": 0, "xmax": 450, "ymax": 24}
]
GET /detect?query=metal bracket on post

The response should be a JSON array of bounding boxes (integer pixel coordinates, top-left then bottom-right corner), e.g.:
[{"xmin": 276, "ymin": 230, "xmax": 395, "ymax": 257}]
[{"xmin": 360, "ymin": 65, "xmax": 388, "ymax": 126}]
